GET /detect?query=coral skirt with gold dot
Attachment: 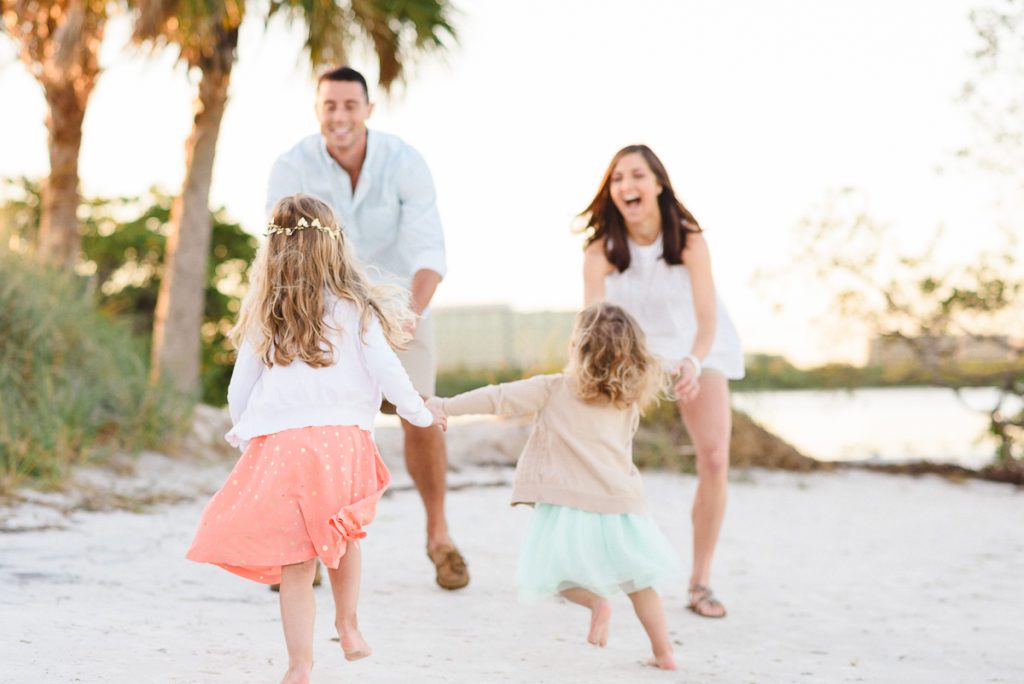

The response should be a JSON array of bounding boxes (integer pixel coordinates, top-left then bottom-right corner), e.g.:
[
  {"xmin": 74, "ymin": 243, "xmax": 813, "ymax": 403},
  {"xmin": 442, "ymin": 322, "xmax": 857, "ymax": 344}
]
[{"xmin": 186, "ymin": 425, "xmax": 390, "ymax": 584}]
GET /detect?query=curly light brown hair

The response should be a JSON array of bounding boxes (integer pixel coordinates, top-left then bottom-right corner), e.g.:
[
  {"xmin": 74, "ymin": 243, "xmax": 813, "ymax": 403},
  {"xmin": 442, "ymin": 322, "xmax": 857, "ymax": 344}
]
[
  {"xmin": 567, "ymin": 303, "xmax": 665, "ymax": 410},
  {"xmin": 231, "ymin": 194, "xmax": 415, "ymax": 368}
]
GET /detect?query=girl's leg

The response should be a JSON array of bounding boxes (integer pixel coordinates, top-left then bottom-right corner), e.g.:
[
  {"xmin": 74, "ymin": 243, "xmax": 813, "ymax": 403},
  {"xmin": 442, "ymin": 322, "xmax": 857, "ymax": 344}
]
[
  {"xmin": 326, "ymin": 541, "xmax": 371, "ymax": 660},
  {"xmin": 677, "ymin": 372, "xmax": 732, "ymax": 617},
  {"xmin": 279, "ymin": 559, "xmax": 318, "ymax": 684},
  {"xmin": 627, "ymin": 588, "xmax": 676, "ymax": 670},
  {"xmin": 560, "ymin": 587, "xmax": 612, "ymax": 647}
]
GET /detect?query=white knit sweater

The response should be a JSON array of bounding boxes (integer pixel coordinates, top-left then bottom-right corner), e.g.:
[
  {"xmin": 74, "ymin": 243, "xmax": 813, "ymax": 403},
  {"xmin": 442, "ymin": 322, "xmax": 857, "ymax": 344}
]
[{"xmin": 225, "ymin": 297, "xmax": 433, "ymax": 449}]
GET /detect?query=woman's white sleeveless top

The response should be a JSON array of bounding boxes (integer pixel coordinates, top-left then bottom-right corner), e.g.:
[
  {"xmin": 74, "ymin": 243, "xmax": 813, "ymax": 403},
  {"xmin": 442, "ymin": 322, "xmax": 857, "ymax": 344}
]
[{"xmin": 604, "ymin": 234, "xmax": 744, "ymax": 379}]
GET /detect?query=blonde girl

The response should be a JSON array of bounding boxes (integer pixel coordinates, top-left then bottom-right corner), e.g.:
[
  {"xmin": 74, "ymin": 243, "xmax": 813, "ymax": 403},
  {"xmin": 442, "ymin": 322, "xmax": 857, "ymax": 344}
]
[
  {"xmin": 428, "ymin": 303, "xmax": 681, "ymax": 670},
  {"xmin": 187, "ymin": 194, "xmax": 445, "ymax": 684}
]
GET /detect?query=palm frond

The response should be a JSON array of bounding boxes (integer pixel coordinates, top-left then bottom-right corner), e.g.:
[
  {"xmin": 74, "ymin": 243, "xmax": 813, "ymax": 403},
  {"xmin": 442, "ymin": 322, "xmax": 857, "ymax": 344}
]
[
  {"xmin": 269, "ymin": 0, "xmax": 456, "ymax": 91},
  {"xmin": 129, "ymin": 0, "xmax": 244, "ymax": 70}
]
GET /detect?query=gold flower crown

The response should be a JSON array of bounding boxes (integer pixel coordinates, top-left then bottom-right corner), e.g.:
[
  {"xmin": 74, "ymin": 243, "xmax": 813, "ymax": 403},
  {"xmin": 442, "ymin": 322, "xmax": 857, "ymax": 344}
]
[{"xmin": 266, "ymin": 216, "xmax": 341, "ymax": 240}]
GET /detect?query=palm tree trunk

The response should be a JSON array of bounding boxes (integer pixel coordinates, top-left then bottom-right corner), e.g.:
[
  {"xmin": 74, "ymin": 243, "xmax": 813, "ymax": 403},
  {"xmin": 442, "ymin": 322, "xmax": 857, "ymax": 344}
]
[
  {"xmin": 150, "ymin": 61, "xmax": 233, "ymax": 396},
  {"xmin": 39, "ymin": 79, "xmax": 89, "ymax": 268},
  {"xmin": 7, "ymin": 0, "xmax": 105, "ymax": 268}
]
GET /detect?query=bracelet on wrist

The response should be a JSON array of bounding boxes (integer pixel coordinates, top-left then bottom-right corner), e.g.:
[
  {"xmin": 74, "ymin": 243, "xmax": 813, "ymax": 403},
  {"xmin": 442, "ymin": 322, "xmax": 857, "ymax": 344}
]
[{"xmin": 683, "ymin": 354, "xmax": 702, "ymax": 377}]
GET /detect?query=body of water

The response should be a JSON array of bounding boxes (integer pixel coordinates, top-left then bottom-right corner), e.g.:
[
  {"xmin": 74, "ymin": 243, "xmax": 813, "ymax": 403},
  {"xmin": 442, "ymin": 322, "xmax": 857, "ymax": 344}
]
[{"xmin": 732, "ymin": 386, "xmax": 1018, "ymax": 468}]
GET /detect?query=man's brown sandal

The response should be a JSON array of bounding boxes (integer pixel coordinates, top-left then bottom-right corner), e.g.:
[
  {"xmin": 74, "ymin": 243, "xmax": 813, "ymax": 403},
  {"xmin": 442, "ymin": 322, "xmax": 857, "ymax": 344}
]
[
  {"xmin": 688, "ymin": 584, "xmax": 726, "ymax": 618},
  {"xmin": 427, "ymin": 545, "xmax": 470, "ymax": 590}
]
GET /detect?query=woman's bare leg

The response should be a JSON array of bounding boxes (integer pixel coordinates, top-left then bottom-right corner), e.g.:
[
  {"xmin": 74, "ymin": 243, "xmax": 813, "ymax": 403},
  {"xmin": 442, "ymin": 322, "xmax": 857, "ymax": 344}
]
[{"xmin": 678, "ymin": 372, "xmax": 732, "ymax": 617}]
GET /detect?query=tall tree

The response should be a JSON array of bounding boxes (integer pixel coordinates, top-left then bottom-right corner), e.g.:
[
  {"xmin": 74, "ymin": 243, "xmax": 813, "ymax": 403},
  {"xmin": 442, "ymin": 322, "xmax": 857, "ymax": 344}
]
[
  {"xmin": 1, "ymin": 0, "xmax": 110, "ymax": 267},
  {"xmin": 130, "ymin": 0, "xmax": 241, "ymax": 397},
  {"xmin": 133, "ymin": 0, "xmax": 456, "ymax": 397}
]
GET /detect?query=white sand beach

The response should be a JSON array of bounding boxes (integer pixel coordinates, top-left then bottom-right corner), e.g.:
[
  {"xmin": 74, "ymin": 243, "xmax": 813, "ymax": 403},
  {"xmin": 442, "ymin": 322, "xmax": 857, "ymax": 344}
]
[{"xmin": 2, "ymin": 414, "xmax": 1022, "ymax": 684}]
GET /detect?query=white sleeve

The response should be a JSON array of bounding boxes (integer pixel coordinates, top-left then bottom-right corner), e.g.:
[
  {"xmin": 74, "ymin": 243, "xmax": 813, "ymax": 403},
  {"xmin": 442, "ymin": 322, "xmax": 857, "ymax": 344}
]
[
  {"xmin": 226, "ymin": 339, "xmax": 264, "ymax": 426},
  {"xmin": 360, "ymin": 314, "xmax": 434, "ymax": 427}
]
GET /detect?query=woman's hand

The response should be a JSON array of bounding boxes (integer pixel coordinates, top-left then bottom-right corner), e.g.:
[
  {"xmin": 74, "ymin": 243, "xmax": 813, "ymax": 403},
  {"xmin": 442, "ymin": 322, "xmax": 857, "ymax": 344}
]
[{"xmin": 674, "ymin": 359, "xmax": 701, "ymax": 404}]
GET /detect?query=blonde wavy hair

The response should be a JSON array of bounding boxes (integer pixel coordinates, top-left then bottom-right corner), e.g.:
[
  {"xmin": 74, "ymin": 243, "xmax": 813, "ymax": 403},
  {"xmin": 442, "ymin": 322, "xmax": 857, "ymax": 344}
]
[
  {"xmin": 231, "ymin": 194, "xmax": 415, "ymax": 368},
  {"xmin": 566, "ymin": 303, "xmax": 665, "ymax": 410}
]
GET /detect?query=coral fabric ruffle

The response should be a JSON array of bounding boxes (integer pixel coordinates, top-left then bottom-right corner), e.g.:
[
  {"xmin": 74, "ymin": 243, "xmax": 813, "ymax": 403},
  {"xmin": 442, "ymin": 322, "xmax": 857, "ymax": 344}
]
[{"xmin": 186, "ymin": 425, "xmax": 390, "ymax": 584}]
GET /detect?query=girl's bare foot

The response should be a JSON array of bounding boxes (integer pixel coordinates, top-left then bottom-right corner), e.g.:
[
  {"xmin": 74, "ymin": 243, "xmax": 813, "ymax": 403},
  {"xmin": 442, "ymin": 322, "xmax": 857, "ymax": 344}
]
[
  {"xmin": 645, "ymin": 652, "xmax": 678, "ymax": 670},
  {"xmin": 280, "ymin": 665, "xmax": 312, "ymax": 684},
  {"xmin": 338, "ymin": 625, "xmax": 372, "ymax": 662},
  {"xmin": 587, "ymin": 599, "xmax": 612, "ymax": 647}
]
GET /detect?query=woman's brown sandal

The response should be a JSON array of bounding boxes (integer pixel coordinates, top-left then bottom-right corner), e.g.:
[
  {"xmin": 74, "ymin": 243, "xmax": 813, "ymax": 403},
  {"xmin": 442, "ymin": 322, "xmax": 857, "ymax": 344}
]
[{"xmin": 688, "ymin": 584, "xmax": 727, "ymax": 618}]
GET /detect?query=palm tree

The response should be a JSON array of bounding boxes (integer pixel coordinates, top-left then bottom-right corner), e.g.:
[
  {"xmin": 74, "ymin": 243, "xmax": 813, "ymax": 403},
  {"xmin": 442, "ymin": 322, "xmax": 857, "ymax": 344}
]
[
  {"xmin": 1, "ymin": 0, "xmax": 111, "ymax": 267},
  {"xmin": 133, "ymin": 0, "xmax": 455, "ymax": 398}
]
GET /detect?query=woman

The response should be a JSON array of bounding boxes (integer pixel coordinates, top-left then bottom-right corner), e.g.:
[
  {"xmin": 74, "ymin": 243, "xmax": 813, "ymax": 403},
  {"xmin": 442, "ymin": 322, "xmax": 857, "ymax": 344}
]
[{"xmin": 580, "ymin": 144, "xmax": 744, "ymax": 618}]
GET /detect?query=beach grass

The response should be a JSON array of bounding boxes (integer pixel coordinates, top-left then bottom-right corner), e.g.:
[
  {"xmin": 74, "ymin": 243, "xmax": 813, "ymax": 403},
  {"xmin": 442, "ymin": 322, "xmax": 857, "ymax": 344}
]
[{"xmin": 0, "ymin": 249, "xmax": 190, "ymax": 493}]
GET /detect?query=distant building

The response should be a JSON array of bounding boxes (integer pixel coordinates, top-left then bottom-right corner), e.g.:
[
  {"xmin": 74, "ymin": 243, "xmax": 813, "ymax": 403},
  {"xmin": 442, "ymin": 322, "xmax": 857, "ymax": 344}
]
[
  {"xmin": 432, "ymin": 305, "xmax": 576, "ymax": 370},
  {"xmin": 867, "ymin": 334, "xmax": 1014, "ymax": 366}
]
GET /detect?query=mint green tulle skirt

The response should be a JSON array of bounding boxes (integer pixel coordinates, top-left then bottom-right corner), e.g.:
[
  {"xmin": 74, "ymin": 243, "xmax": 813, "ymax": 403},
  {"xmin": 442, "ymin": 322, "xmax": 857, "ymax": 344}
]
[{"xmin": 516, "ymin": 503, "xmax": 682, "ymax": 601}]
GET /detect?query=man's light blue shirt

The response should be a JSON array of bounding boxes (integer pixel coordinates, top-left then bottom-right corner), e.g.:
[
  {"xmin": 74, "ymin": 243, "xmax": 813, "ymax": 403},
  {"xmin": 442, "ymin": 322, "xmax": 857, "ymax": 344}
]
[{"xmin": 265, "ymin": 130, "xmax": 446, "ymax": 289}]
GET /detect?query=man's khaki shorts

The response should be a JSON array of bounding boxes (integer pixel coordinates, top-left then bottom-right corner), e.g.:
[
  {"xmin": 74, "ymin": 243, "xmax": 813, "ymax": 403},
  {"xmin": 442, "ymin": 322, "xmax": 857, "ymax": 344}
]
[{"xmin": 381, "ymin": 315, "xmax": 436, "ymax": 415}]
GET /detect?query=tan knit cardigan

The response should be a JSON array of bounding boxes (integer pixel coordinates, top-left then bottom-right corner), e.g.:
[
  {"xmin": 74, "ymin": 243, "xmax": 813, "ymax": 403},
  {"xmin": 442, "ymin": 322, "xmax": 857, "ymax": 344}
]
[{"xmin": 427, "ymin": 374, "xmax": 646, "ymax": 515}]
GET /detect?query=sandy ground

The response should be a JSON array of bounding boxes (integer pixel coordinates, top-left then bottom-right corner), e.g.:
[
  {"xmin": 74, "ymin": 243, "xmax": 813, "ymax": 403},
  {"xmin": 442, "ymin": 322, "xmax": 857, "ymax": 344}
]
[{"xmin": 2, "ymin": 416, "xmax": 1023, "ymax": 684}]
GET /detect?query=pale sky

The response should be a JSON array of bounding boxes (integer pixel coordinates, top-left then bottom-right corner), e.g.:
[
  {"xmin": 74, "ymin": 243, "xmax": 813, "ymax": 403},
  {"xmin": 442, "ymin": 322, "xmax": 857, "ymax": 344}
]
[{"xmin": 0, "ymin": 0, "xmax": 1008, "ymax": 366}]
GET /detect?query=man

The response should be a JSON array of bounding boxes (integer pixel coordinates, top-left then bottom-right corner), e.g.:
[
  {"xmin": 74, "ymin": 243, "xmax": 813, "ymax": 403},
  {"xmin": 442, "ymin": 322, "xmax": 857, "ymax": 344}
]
[{"xmin": 265, "ymin": 66, "xmax": 468, "ymax": 590}]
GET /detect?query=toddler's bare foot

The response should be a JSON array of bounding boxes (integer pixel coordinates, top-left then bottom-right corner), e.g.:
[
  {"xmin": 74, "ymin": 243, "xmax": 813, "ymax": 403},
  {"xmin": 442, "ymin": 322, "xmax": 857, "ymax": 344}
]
[
  {"xmin": 645, "ymin": 652, "xmax": 678, "ymax": 670},
  {"xmin": 587, "ymin": 599, "xmax": 611, "ymax": 647},
  {"xmin": 280, "ymin": 665, "xmax": 311, "ymax": 684},
  {"xmin": 339, "ymin": 626, "xmax": 372, "ymax": 662}
]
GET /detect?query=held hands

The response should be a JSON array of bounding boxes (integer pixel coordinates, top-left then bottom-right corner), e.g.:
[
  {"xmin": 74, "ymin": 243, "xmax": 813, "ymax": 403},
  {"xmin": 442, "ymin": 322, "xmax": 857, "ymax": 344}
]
[
  {"xmin": 673, "ymin": 357, "xmax": 702, "ymax": 404},
  {"xmin": 426, "ymin": 398, "xmax": 447, "ymax": 432}
]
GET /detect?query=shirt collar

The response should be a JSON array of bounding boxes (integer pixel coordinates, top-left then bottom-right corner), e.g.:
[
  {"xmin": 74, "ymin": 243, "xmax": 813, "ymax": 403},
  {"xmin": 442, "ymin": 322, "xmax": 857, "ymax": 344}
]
[
  {"xmin": 317, "ymin": 130, "xmax": 375, "ymax": 171},
  {"xmin": 317, "ymin": 130, "xmax": 376, "ymax": 207}
]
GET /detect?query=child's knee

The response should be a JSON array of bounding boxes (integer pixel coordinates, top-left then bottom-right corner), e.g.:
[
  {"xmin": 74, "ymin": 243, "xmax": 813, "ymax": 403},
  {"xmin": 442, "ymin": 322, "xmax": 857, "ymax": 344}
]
[
  {"xmin": 627, "ymin": 586, "xmax": 656, "ymax": 602},
  {"xmin": 283, "ymin": 558, "xmax": 319, "ymax": 581}
]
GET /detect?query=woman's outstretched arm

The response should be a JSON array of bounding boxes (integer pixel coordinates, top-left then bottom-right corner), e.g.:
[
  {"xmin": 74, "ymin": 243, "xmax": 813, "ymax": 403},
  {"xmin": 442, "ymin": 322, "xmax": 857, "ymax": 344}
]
[{"xmin": 583, "ymin": 239, "xmax": 613, "ymax": 307}]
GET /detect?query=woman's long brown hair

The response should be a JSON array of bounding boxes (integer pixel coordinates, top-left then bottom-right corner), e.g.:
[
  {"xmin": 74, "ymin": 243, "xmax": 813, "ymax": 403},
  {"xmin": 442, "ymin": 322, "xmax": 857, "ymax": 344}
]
[{"xmin": 579, "ymin": 144, "xmax": 701, "ymax": 272}]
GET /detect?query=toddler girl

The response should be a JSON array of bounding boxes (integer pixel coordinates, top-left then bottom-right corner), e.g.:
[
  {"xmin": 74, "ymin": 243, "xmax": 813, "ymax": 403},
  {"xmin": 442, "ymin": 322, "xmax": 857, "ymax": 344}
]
[{"xmin": 428, "ymin": 303, "xmax": 680, "ymax": 669}]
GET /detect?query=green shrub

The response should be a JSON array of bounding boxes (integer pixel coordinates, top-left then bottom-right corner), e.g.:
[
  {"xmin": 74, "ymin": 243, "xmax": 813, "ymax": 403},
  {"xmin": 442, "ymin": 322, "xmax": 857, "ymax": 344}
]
[
  {"xmin": 1, "ymin": 177, "xmax": 258, "ymax": 406},
  {"xmin": 0, "ymin": 250, "xmax": 189, "ymax": 491}
]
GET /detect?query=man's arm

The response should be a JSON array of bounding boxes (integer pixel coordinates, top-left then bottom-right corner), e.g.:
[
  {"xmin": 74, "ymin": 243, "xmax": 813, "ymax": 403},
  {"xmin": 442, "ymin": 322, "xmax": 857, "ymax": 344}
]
[
  {"xmin": 410, "ymin": 269, "xmax": 442, "ymax": 316},
  {"xmin": 396, "ymin": 146, "xmax": 446, "ymax": 312}
]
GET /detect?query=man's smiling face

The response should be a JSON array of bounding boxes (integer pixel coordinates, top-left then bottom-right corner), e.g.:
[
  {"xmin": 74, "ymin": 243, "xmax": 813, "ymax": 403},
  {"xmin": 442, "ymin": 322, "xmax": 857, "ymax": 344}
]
[{"xmin": 316, "ymin": 80, "xmax": 374, "ymax": 154}]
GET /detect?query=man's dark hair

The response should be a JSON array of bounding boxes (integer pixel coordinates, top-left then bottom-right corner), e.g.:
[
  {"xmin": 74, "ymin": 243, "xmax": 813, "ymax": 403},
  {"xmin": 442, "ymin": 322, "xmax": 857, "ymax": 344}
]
[{"xmin": 317, "ymin": 66, "xmax": 369, "ymax": 99}]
